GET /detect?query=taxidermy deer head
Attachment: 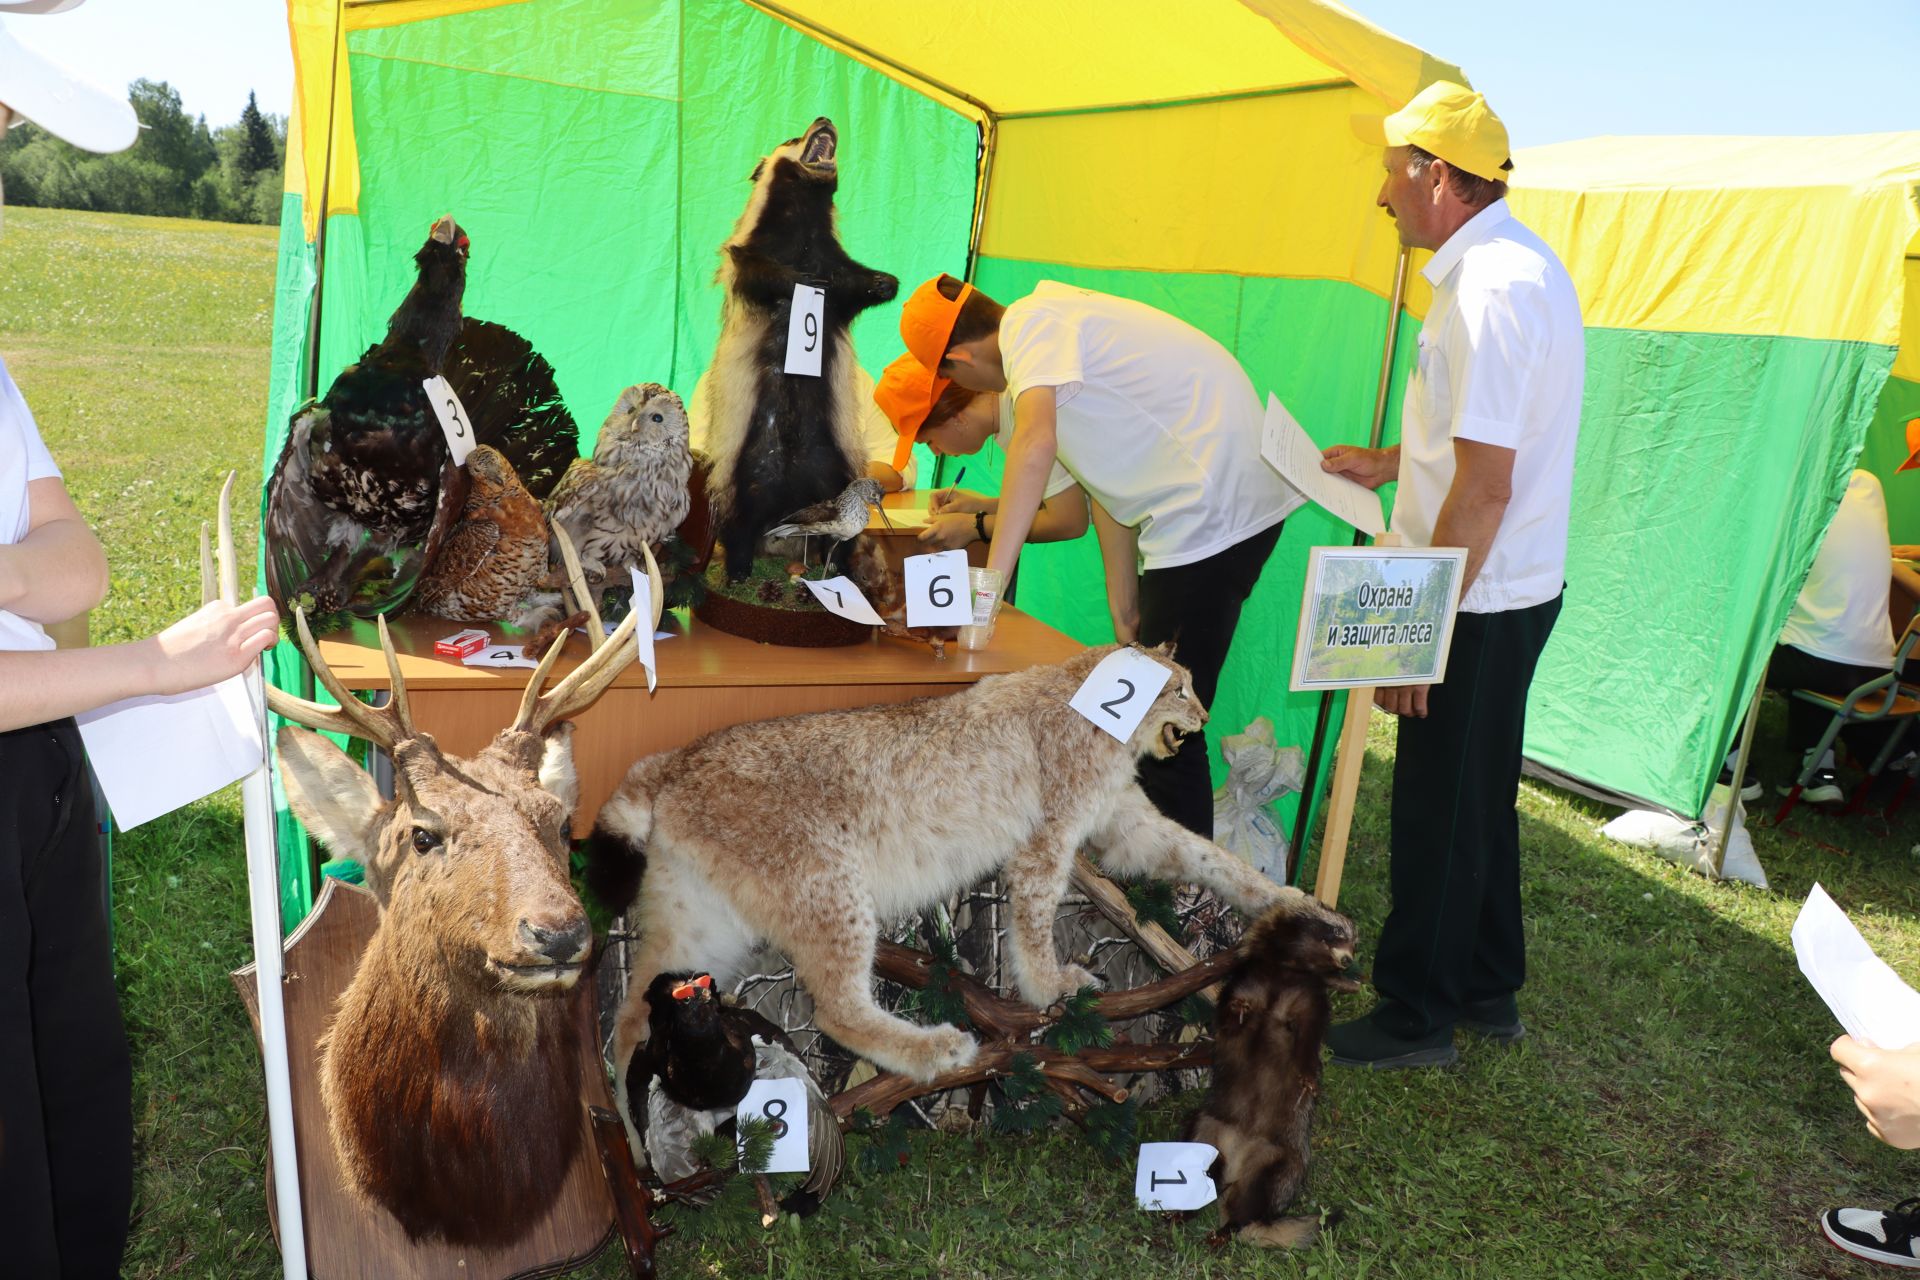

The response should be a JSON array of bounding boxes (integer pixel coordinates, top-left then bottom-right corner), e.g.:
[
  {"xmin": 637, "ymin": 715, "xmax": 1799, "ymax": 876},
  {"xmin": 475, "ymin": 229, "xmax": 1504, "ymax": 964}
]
[{"xmin": 208, "ymin": 476, "xmax": 659, "ymax": 1245}]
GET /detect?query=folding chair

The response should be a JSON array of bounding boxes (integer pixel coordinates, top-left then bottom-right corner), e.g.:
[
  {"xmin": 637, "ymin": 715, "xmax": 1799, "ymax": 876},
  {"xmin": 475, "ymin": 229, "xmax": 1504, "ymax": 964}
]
[{"xmin": 1774, "ymin": 617, "xmax": 1920, "ymax": 825}]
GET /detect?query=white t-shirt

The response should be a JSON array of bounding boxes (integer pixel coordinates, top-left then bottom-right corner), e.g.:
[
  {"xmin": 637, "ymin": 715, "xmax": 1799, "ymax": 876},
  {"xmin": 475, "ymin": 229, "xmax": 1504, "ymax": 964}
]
[
  {"xmin": 686, "ymin": 364, "xmax": 917, "ymax": 490},
  {"xmin": 1, "ymin": 357, "xmax": 59, "ymax": 653},
  {"xmin": 1392, "ymin": 200, "xmax": 1585, "ymax": 613},
  {"xmin": 999, "ymin": 282, "xmax": 1303, "ymax": 571},
  {"xmin": 1780, "ymin": 469, "xmax": 1896, "ymax": 669}
]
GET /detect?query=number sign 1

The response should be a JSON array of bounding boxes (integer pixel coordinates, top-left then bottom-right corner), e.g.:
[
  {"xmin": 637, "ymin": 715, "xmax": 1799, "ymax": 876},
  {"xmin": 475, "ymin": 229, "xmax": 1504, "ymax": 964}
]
[
  {"xmin": 902, "ymin": 549, "xmax": 972, "ymax": 628},
  {"xmin": 629, "ymin": 567, "xmax": 658, "ymax": 692},
  {"xmin": 800, "ymin": 575, "xmax": 884, "ymax": 626},
  {"xmin": 1134, "ymin": 1142, "xmax": 1219, "ymax": 1211},
  {"xmin": 736, "ymin": 1077, "xmax": 810, "ymax": 1174},
  {"xmin": 422, "ymin": 374, "xmax": 475, "ymax": 466},
  {"xmin": 1068, "ymin": 647, "xmax": 1174, "ymax": 743},
  {"xmin": 784, "ymin": 283, "xmax": 826, "ymax": 377}
]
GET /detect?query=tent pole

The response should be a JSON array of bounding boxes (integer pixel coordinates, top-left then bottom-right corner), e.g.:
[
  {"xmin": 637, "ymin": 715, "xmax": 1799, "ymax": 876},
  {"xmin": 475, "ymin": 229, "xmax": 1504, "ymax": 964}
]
[
  {"xmin": 1290, "ymin": 244, "xmax": 1411, "ymax": 886},
  {"xmin": 963, "ymin": 110, "xmax": 999, "ymax": 284},
  {"xmin": 740, "ymin": 0, "xmax": 993, "ymax": 120},
  {"xmin": 1712, "ymin": 660, "xmax": 1766, "ymax": 879},
  {"xmin": 301, "ymin": 0, "xmax": 346, "ymax": 402}
]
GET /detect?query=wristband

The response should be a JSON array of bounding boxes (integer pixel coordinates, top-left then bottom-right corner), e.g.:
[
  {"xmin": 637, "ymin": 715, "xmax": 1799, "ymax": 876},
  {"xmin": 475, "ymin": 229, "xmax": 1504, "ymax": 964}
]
[{"xmin": 974, "ymin": 511, "xmax": 989, "ymax": 545}]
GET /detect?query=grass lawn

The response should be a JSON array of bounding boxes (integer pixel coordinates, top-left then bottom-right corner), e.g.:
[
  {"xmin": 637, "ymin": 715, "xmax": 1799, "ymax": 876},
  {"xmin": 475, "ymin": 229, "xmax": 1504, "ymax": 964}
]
[{"xmin": 9, "ymin": 205, "xmax": 1918, "ymax": 1278}]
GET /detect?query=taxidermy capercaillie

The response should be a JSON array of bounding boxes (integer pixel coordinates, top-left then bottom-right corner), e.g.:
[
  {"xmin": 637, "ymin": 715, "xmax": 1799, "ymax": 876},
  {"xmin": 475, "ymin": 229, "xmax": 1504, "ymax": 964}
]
[
  {"xmin": 264, "ymin": 215, "xmax": 578, "ymax": 618},
  {"xmin": 544, "ymin": 383, "xmax": 693, "ymax": 591},
  {"xmin": 700, "ymin": 117, "xmax": 899, "ymax": 580},
  {"xmin": 625, "ymin": 971, "xmax": 842, "ymax": 1214},
  {"xmin": 1183, "ymin": 894, "xmax": 1359, "ymax": 1249},
  {"xmin": 411, "ymin": 445, "xmax": 550, "ymax": 623}
]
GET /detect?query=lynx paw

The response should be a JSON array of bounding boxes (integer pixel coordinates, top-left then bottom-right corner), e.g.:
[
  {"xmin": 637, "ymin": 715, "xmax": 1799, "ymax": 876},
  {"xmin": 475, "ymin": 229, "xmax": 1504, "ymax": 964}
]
[
  {"xmin": 897, "ymin": 1024, "xmax": 978, "ymax": 1083},
  {"xmin": 1021, "ymin": 963, "xmax": 1101, "ymax": 1009}
]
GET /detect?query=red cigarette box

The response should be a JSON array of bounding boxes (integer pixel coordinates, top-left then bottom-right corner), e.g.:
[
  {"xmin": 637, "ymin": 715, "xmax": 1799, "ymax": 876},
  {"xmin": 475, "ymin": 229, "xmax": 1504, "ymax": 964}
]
[{"xmin": 433, "ymin": 628, "xmax": 490, "ymax": 658}]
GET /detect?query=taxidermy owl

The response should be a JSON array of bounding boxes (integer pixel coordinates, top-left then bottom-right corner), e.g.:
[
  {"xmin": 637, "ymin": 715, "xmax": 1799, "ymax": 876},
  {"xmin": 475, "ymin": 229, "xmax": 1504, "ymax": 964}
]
[
  {"xmin": 411, "ymin": 446, "xmax": 551, "ymax": 623},
  {"xmin": 544, "ymin": 383, "xmax": 693, "ymax": 589}
]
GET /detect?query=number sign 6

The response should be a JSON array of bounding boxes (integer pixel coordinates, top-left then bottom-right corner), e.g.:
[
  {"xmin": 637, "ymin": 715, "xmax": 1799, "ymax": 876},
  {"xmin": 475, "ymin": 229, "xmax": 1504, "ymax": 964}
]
[
  {"xmin": 903, "ymin": 549, "xmax": 971, "ymax": 628},
  {"xmin": 1068, "ymin": 647, "xmax": 1173, "ymax": 743}
]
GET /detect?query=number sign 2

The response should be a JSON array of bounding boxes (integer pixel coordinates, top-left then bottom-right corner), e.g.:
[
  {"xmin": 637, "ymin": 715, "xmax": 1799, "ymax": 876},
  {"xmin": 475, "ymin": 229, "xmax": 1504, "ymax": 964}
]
[
  {"xmin": 1133, "ymin": 1142, "xmax": 1218, "ymax": 1211},
  {"xmin": 736, "ymin": 1077, "xmax": 810, "ymax": 1174},
  {"xmin": 422, "ymin": 375, "xmax": 475, "ymax": 465},
  {"xmin": 902, "ymin": 549, "xmax": 972, "ymax": 628},
  {"xmin": 784, "ymin": 284, "xmax": 826, "ymax": 378},
  {"xmin": 1068, "ymin": 647, "xmax": 1173, "ymax": 743}
]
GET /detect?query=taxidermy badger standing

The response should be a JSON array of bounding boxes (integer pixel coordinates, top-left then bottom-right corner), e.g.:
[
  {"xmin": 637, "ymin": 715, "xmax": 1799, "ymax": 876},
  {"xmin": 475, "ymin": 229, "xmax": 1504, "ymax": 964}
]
[
  {"xmin": 701, "ymin": 117, "xmax": 899, "ymax": 580},
  {"xmin": 1184, "ymin": 896, "xmax": 1358, "ymax": 1250}
]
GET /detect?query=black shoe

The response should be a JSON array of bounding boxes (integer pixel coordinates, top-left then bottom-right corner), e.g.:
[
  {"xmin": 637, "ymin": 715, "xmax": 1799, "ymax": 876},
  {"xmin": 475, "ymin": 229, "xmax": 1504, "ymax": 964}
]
[
  {"xmin": 1457, "ymin": 996, "xmax": 1526, "ymax": 1045},
  {"xmin": 1717, "ymin": 762, "xmax": 1763, "ymax": 803},
  {"xmin": 1326, "ymin": 1008, "xmax": 1458, "ymax": 1069},
  {"xmin": 1780, "ymin": 767, "xmax": 1845, "ymax": 806},
  {"xmin": 1822, "ymin": 1197, "xmax": 1920, "ymax": 1268}
]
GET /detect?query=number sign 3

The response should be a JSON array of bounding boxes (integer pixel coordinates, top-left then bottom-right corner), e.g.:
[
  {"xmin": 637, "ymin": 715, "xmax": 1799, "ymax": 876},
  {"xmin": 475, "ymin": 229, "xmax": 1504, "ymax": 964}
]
[
  {"xmin": 736, "ymin": 1077, "xmax": 810, "ymax": 1174},
  {"xmin": 1068, "ymin": 647, "xmax": 1174, "ymax": 743},
  {"xmin": 902, "ymin": 549, "xmax": 972, "ymax": 628},
  {"xmin": 784, "ymin": 284, "xmax": 826, "ymax": 378},
  {"xmin": 422, "ymin": 374, "xmax": 475, "ymax": 465},
  {"xmin": 1133, "ymin": 1142, "xmax": 1219, "ymax": 1211}
]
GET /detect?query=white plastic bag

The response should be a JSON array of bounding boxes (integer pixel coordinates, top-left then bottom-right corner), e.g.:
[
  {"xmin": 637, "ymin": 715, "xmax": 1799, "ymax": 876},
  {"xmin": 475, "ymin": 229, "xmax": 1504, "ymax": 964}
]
[
  {"xmin": 1599, "ymin": 783, "xmax": 1767, "ymax": 889},
  {"xmin": 1210, "ymin": 717, "xmax": 1306, "ymax": 881}
]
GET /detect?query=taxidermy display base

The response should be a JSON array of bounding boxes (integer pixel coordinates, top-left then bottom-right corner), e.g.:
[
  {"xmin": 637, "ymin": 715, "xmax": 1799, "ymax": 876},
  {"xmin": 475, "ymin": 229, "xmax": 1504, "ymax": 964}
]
[{"xmin": 691, "ymin": 553, "xmax": 872, "ymax": 648}]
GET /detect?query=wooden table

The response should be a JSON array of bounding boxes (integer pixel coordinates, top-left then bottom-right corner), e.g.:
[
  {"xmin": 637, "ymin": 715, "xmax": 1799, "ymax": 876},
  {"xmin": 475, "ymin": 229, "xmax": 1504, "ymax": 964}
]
[{"xmin": 311, "ymin": 604, "xmax": 1081, "ymax": 830}]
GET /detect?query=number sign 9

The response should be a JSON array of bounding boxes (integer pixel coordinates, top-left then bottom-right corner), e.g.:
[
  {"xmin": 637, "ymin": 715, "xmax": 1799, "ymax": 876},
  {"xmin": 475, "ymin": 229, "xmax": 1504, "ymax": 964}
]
[
  {"xmin": 903, "ymin": 549, "xmax": 972, "ymax": 628},
  {"xmin": 1068, "ymin": 647, "xmax": 1174, "ymax": 742},
  {"xmin": 784, "ymin": 284, "xmax": 826, "ymax": 378}
]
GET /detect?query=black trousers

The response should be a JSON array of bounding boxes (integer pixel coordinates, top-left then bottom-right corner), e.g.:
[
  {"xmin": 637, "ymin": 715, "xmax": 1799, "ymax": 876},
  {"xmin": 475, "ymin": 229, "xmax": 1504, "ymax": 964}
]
[
  {"xmin": 0, "ymin": 719, "xmax": 131, "ymax": 1278},
  {"xmin": 1369, "ymin": 595, "xmax": 1562, "ymax": 1039},
  {"xmin": 1764, "ymin": 642, "xmax": 1898, "ymax": 766},
  {"xmin": 1135, "ymin": 520, "xmax": 1285, "ymax": 838}
]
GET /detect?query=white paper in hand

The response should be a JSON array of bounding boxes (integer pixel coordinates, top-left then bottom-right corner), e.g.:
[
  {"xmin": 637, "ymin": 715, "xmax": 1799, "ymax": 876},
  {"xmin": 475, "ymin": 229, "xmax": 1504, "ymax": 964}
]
[
  {"xmin": 1259, "ymin": 393, "xmax": 1384, "ymax": 536},
  {"xmin": 630, "ymin": 567, "xmax": 658, "ymax": 692},
  {"xmin": 737, "ymin": 1077, "xmax": 810, "ymax": 1174},
  {"xmin": 784, "ymin": 284, "xmax": 826, "ymax": 377},
  {"xmin": 1793, "ymin": 882, "xmax": 1920, "ymax": 1050},
  {"xmin": 1134, "ymin": 1142, "xmax": 1218, "ymax": 1211},
  {"xmin": 1069, "ymin": 648, "xmax": 1174, "ymax": 743},
  {"xmin": 903, "ymin": 549, "xmax": 971, "ymax": 628},
  {"xmin": 76, "ymin": 675, "xmax": 264, "ymax": 830},
  {"xmin": 422, "ymin": 375, "xmax": 475, "ymax": 465},
  {"xmin": 800, "ymin": 575, "xmax": 884, "ymax": 625},
  {"xmin": 464, "ymin": 644, "xmax": 540, "ymax": 669}
]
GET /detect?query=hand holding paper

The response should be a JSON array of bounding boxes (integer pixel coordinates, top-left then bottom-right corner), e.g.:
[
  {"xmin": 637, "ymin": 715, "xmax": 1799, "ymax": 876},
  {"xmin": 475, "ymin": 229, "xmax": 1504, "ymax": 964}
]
[
  {"xmin": 1258, "ymin": 395, "xmax": 1385, "ymax": 536},
  {"xmin": 1793, "ymin": 883, "xmax": 1920, "ymax": 1050}
]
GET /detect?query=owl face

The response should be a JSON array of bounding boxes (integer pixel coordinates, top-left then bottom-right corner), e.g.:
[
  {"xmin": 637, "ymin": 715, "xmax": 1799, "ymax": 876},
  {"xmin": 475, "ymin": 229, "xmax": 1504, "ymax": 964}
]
[{"xmin": 598, "ymin": 383, "xmax": 689, "ymax": 459}]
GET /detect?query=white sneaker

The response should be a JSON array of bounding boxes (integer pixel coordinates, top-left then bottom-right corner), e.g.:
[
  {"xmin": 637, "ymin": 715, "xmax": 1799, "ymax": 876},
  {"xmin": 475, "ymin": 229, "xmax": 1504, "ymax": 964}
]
[{"xmin": 1822, "ymin": 1199, "xmax": 1920, "ymax": 1267}]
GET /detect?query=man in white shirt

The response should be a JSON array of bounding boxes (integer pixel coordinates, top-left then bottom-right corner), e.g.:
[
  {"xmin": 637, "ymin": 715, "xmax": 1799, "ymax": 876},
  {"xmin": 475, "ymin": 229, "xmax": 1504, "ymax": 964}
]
[
  {"xmin": 0, "ymin": 14, "xmax": 280, "ymax": 1274},
  {"xmin": 893, "ymin": 275, "xmax": 1304, "ymax": 835},
  {"xmin": 1319, "ymin": 82, "xmax": 1584, "ymax": 1068}
]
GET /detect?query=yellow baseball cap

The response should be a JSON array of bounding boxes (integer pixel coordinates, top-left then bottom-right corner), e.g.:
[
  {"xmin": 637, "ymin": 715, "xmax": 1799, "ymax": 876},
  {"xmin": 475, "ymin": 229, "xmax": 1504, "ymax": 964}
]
[{"xmin": 1352, "ymin": 81, "xmax": 1511, "ymax": 184}]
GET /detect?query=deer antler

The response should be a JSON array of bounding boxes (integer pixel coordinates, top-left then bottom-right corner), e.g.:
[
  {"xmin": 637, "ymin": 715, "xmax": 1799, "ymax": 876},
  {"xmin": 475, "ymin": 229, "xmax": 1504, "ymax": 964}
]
[
  {"xmin": 551, "ymin": 523, "xmax": 604, "ymax": 645},
  {"xmin": 208, "ymin": 472, "xmax": 414, "ymax": 750},
  {"xmin": 511, "ymin": 540, "xmax": 663, "ymax": 738}
]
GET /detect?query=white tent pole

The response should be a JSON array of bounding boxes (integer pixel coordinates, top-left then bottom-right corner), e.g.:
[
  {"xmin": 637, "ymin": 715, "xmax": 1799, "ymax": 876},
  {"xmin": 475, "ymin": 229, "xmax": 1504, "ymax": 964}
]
[
  {"xmin": 1713, "ymin": 661, "xmax": 1766, "ymax": 879},
  {"xmin": 242, "ymin": 664, "xmax": 308, "ymax": 1280}
]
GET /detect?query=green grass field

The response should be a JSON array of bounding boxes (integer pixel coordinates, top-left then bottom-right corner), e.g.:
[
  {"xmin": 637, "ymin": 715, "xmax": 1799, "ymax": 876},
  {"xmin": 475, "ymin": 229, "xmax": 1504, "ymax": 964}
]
[{"xmin": 10, "ymin": 205, "xmax": 1919, "ymax": 1278}]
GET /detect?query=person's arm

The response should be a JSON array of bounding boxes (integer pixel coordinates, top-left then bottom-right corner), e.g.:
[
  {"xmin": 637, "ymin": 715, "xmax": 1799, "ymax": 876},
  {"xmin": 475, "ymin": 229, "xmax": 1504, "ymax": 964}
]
[
  {"xmin": 1832, "ymin": 1035, "xmax": 1920, "ymax": 1149},
  {"xmin": 918, "ymin": 484, "xmax": 1089, "ymax": 550},
  {"xmin": 1321, "ymin": 443, "xmax": 1401, "ymax": 490},
  {"xmin": 985, "ymin": 387, "xmax": 1059, "ymax": 582},
  {"xmin": 865, "ymin": 460, "xmax": 906, "ymax": 493},
  {"xmin": 1892, "ymin": 558, "xmax": 1920, "ymax": 603},
  {"xmin": 0, "ymin": 476, "xmax": 109, "ymax": 625},
  {"xmin": 1089, "ymin": 497, "xmax": 1140, "ymax": 644},
  {"xmin": 0, "ymin": 595, "xmax": 281, "ymax": 733}
]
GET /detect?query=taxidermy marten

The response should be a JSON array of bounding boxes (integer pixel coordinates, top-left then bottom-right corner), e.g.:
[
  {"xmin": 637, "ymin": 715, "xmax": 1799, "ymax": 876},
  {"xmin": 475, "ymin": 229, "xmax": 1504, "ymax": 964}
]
[
  {"xmin": 700, "ymin": 116, "xmax": 899, "ymax": 580},
  {"xmin": 1184, "ymin": 894, "xmax": 1359, "ymax": 1249}
]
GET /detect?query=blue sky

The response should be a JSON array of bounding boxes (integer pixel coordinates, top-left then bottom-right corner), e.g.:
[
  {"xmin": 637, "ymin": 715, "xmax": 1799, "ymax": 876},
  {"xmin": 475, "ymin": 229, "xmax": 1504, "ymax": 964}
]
[{"xmin": 7, "ymin": 0, "xmax": 1915, "ymax": 143}]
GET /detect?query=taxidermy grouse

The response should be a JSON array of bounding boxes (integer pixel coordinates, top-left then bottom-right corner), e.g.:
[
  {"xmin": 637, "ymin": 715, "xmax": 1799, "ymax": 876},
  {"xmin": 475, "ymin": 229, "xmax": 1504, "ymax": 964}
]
[
  {"xmin": 1184, "ymin": 895, "xmax": 1359, "ymax": 1250},
  {"xmin": 411, "ymin": 445, "xmax": 550, "ymax": 623},
  {"xmin": 624, "ymin": 971, "xmax": 841, "ymax": 1216},
  {"xmin": 544, "ymin": 383, "xmax": 693, "ymax": 591},
  {"xmin": 264, "ymin": 216, "xmax": 578, "ymax": 618}
]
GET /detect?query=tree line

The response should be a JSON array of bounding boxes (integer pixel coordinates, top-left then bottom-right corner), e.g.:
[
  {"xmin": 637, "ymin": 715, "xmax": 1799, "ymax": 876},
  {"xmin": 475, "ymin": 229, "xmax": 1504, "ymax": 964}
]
[{"xmin": 0, "ymin": 80, "xmax": 285, "ymax": 226}]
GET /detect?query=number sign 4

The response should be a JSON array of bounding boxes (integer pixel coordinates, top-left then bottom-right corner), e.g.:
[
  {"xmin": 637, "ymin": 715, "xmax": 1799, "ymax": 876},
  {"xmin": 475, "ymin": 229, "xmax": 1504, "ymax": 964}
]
[
  {"xmin": 902, "ymin": 549, "xmax": 972, "ymax": 628},
  {"xmin": 784, "ymin": 284, "xmax": 826, "ymax": 378},
  {"xmin": 1133, "ymin": 1142, "xmax": 1219, "ymax": 1211},
  {"xmin": 1068, "ymin": 647, "xmax": 1174, "ymax": 743},
  {"xmin": 422, "ymin": 374, "xmax": 475, "ymax": 465},
  {"xmin": 736, "ymin": 1077, "xmax": 809, "ymax": 1174}
]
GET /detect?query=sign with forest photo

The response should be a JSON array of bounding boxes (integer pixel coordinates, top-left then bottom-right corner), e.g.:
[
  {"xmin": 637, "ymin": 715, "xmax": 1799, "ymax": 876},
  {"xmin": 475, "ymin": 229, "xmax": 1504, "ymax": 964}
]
[{"xmin": 1291, "ymin": 546, "xmax": 1468, "ymax": 691}]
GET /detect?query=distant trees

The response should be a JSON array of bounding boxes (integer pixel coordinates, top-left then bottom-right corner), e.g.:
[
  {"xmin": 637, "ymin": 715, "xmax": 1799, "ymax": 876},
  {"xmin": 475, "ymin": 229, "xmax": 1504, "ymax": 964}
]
[{"xmin": 0, "ymin": 79, "xmax": 285, "ymax": 225}]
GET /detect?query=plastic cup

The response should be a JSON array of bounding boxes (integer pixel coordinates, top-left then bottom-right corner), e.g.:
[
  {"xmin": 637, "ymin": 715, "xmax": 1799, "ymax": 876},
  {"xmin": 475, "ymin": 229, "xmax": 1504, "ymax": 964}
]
[{"xmin": 960, "ymin": 566, "xmax": 1005, "ymax": 650}]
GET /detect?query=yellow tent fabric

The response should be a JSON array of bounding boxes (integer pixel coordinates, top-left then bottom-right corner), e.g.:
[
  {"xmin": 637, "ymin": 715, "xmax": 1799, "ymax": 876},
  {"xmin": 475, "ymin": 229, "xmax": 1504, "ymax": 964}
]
[{"xmin": 1509, "ymin": 133, "xmax": 1920, "ymax": 344}]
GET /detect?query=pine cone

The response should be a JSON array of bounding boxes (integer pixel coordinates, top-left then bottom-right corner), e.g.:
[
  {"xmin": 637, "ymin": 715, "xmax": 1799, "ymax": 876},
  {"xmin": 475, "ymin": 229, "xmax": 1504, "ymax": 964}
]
[{"xmin": 758, "ymin": 579, "xmax": 786, "ymax": 603}]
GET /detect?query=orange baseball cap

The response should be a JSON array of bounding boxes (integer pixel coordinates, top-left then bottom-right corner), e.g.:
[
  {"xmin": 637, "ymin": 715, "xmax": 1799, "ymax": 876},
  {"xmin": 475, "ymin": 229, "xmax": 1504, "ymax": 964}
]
[
  {"xmin": 875, "ymin": 354, "xmax": 948, "ymax": 471},
  {"xmin": 900, "ymin": 275, "xmax": 973, "ymax": 374}
]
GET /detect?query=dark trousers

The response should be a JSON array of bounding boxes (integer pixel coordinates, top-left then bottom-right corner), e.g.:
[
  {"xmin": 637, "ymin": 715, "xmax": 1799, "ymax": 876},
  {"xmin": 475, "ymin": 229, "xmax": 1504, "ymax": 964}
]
[
  {"xmin": 0, "ymin": 719, "xmax": 131, "ymax": 1278},
  {"xmin": 1370, "ymin": 595, "xmax": 1561, "ymax": 1040},
  {"xmin": 1135, "ymin": 520, "xmax": 1285, "ymax": 838},
  {"xmin": 1764, "ymin": 642, "xmax": 1898, "ymax": 766}
]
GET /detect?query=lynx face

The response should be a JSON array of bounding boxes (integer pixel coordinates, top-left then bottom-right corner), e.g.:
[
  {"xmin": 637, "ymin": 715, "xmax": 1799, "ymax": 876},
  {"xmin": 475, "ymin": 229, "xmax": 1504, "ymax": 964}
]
[{"xmin": 1131, "ymin": 651, "xmax": 1207, "ymax": 761}]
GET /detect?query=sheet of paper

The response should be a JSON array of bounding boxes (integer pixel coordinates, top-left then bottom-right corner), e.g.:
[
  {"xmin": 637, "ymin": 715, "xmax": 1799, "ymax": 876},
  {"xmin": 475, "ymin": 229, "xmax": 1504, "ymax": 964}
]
[
  {"xmin": 1259, "ymin": 393, "xmax": 1385, "ymax": 536},
  {"xmin": 737, "ymin": 1077, "xmax": 810, "ymax": 1174},
  {"xmin": 1068, "ymin": 647, "xmax": 1174, "ymax": 743},
  {"xmin": 464, "ymin": 644, "xmax": 540, "ymax": 669},
  {"xmin": 800, "ymin": 574, "xmax": 884, "ymax": 625},
  {"xmin": 1793, "ymin": 882, "xmax": 1920, "ymax": 1050},
  {"xmin": 629, "ymin": 567, "xmax": 658, "ymax": 692},
  {"xmin": 76, "ymin": 675, "xmax": 263, "ymax": 830},
  {"xmin": 1134, "ymin": 1142, "xmax": 1218, "ymax": 1211}
]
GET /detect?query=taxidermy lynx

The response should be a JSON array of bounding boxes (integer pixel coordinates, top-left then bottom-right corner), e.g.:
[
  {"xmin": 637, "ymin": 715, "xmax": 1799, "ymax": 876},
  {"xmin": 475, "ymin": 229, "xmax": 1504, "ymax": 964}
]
[{"xmin": 586, "ymin": 643, "xmax": 1297, "ymax": 1108}]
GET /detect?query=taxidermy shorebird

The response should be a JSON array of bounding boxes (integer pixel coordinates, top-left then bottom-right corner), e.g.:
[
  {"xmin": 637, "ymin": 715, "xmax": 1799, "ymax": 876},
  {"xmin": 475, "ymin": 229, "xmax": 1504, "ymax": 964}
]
[{"xmin": 764, "ymin": 476, "xmax": 889, "ymax": 574}]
